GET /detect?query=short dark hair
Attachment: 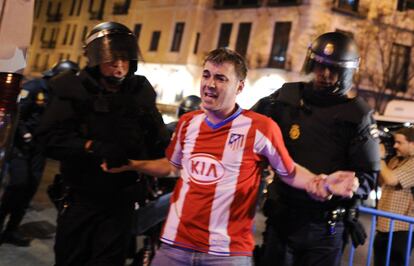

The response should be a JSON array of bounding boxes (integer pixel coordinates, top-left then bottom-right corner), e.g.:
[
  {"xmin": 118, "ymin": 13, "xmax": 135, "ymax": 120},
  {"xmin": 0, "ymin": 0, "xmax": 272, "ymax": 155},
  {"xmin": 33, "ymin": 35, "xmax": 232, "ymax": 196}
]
[
  {"xmin": 203, "ymin": 48, "xmax": 247, "ymax": 80},
  {"xmin": 396, "ymin": 127, "xmax": 414, "ymax": 142}
]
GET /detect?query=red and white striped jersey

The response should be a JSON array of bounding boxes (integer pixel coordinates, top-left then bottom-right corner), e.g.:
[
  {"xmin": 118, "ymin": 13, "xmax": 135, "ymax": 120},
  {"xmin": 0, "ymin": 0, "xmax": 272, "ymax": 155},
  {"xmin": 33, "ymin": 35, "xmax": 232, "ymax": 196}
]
[{"xmin": 162, "ymin": 107, "xmax": 295, "ymax": 256}]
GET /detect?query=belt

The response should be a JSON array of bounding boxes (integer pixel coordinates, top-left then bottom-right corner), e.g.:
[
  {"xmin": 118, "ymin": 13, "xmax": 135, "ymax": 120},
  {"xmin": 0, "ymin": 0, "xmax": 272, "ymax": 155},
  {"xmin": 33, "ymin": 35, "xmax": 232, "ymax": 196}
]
[{"xmin": 274, "ymin": 203, "xmax": 347, "ymax": 223}]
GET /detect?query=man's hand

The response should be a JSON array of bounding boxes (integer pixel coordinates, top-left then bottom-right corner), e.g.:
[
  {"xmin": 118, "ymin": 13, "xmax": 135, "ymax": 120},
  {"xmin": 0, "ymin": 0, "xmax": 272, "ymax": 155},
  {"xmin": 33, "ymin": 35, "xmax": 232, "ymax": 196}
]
[
  {"xmin": 325, "ymin": 171, "xmax": 358, "ymax": 198},
  {"xmin": 306, "ymin": 174, "xmax": 332, "ymax": 201},
  {"xmin": 88, "ymin": 141, "xmax": 129, "ymax": 168},
  {"xmin": 306, "ymin": 171, "xmax": 358, "ymax": 200},
  {"xmin": 101, "ymin": 160, "xmax": 134, "ymax": 173}
]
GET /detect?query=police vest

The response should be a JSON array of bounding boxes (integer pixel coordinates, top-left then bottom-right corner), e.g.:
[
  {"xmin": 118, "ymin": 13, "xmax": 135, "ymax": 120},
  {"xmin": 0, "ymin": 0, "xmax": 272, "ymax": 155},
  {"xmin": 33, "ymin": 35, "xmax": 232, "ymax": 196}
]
[{"xmin": 262, "ymin": 82, "xmax": 378, "ymax": 208}]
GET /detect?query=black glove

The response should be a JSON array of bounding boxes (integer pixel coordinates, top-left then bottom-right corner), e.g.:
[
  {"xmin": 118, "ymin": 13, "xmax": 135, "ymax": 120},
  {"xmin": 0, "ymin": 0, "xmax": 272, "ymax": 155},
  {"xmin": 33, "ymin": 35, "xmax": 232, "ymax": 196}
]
[
  {"xmin": 345, "ymin": 210, "xmax": 367, "ymax": 247},
  {"xmin": 89, "ymin": 141, "xmax": 129, "ymax": 169}
]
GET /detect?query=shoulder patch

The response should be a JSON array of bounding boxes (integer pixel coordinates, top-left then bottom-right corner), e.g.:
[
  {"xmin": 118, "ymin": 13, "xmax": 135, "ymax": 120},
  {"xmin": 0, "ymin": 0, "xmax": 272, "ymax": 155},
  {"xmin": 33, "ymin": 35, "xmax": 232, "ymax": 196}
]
[
  {"xmin": 289, "ymin": 124, "xmax": 301, "ymax": 140},
  {"xmin": 19, "ymin": 89, "xmax": 29, "ymax": 99},
  {"xmin": 37, "ymin": 92, "xmax": 45, "ymax": 101}
]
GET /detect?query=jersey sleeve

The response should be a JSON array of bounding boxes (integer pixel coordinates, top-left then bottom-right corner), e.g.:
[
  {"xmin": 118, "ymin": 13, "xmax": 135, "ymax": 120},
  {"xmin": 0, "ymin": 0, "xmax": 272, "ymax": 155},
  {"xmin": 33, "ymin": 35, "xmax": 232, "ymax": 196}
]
[
  {"xmin": 165, "ymin": 116, "xmax": 187, "ymax": 168},
  {"xmin": 254, "ymin": 116, "xmax": 295, "ymax": 177}
]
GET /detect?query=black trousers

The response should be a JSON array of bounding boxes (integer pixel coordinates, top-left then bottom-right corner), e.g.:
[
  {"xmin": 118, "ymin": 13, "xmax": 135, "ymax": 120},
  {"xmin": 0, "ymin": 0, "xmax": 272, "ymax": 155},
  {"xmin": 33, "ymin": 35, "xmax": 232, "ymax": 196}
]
[
  {"xmin": 54, "ymin": 196, "xmax": 134, "ymax": 266},
  {"xmin": 0, "ymin": 148, "xmax": 46, "ymax": 232},
  {"xmin": 374, "ymin": 231, "xmax": 414, "ymax": 266},
  {"xmin": 262, "ymin": 206, "xmax": 345, "ymax": 266}
]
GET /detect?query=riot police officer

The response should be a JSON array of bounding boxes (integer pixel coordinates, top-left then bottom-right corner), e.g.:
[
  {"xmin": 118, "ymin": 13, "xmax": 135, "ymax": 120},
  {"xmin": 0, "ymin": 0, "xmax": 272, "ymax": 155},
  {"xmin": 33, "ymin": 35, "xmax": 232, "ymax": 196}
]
[
  {"xmin": 36, "ymin": 22, "xmax": 169, "ymax": 266},
  {"xmin": 0, "ymin": 60, "xmax": 79, "ymax": 247},
  {"xmin": 252, "ymin": 32, "xmax": 380, "ymax": 266},
  {"xmin": 166, "ymin": 95, "xmax": 201, "ymax": 134},
  {"xmin": 42, "ymin": 60, "xmax": 80, "ymax": 79}
]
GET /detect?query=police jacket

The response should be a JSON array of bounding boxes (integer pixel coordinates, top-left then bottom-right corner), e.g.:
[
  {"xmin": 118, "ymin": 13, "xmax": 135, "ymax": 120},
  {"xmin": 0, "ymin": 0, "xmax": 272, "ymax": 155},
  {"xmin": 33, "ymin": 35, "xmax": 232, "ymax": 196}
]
[
  {"xmin": 36, "ymin": 68, "xmax": 169, "ymax": 201},
  {"xmin": 14, "ymin": 79, "xmax": 49, "ymax": 152},
  {"xmin": 252, "ymin": 82, "xmax": 380, "ymax": 209}
]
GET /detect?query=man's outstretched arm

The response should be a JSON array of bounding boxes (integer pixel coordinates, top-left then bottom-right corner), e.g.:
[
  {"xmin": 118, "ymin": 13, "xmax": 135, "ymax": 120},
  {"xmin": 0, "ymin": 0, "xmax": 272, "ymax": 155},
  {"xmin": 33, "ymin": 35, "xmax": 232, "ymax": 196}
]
[
  {"xmin": 279, "ymin": 163, "xmax": 358, "ymax": 199},
  {"xmin": 101, "ymin": 157, "xmax": 180, "ymax": 178}
]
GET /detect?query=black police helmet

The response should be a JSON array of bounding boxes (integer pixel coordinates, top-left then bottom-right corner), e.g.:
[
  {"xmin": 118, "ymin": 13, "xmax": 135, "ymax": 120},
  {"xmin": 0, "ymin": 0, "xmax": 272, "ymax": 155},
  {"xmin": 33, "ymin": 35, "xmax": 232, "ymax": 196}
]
[
  {"xmin": 177, "ymin": 95, "xmax": 201, "ymax": 118},
  {"xmin": 84, "ymin": 22, "xmax": 138, "ymax": 75},
  {"xmin": 302, "ymin": 32, "xmax": 360, "ymax": 95},
  {"xmin": 42, "ymin": 60, "xmax": 80, "ymax": 78}
]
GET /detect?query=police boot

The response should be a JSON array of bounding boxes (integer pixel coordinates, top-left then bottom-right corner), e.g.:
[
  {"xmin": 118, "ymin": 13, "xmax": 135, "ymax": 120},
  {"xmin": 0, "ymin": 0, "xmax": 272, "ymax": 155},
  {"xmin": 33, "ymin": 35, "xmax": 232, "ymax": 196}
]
[
  {"xmin": 2, "ymin": 207, "xmax": 31, "ymax": 247},
  {"xmin": 1, "ymin": 230, "xmax": 31, "ymax": 247}
]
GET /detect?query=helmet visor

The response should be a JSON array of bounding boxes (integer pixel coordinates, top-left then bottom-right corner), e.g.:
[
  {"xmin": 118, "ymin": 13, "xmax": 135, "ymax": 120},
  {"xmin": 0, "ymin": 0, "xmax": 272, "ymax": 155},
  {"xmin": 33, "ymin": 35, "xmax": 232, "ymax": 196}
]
[{"xmin": 85, "ymin": 33, "xmax": 138, "ymax": 67}]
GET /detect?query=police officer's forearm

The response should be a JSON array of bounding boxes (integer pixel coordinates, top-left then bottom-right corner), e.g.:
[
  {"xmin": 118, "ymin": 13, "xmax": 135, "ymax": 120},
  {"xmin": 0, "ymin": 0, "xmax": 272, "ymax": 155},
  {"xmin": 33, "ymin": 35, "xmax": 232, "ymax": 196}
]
[{"xmin": 129, "ymin": 158, "xmax": 179, "ymax": 177}]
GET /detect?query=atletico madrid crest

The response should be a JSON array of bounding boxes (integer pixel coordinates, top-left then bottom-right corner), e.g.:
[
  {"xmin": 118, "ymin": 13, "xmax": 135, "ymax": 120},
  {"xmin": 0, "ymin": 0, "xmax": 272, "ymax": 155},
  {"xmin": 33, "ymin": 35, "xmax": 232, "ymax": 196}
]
[{"xmin": 228, "ymin": 133, "xmax": 244, "ymax": 150}]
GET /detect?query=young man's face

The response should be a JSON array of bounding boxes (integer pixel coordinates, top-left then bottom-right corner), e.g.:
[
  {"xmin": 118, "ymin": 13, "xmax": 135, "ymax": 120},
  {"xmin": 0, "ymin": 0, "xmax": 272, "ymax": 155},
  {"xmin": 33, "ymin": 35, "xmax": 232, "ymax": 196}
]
[
  {"xmin": 393, "ymin": 133, "xmax": 414, "ymax": 157},
  {"xmin": 200, "ymin": 61, "xmax": 244, "ymax": 117},
  {"xmin": 99, "ymin": 59, "xmax": 129, "ymax": 78}
]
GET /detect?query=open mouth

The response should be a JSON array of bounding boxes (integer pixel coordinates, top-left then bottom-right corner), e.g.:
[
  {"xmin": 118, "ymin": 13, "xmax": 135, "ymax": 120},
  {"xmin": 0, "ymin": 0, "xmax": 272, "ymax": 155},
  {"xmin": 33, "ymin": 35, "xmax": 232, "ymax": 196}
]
[{"xmin": 203, "ymin": 91, "xmax": 218, "ymax": 99}]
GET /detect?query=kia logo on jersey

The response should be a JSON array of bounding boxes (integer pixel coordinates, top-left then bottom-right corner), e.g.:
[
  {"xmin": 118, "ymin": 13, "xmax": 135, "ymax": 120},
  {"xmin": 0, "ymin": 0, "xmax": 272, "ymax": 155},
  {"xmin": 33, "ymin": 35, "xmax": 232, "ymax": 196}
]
[{"xmin": 187, "ymin": 153, "xmax": 225, "ymax": 185}]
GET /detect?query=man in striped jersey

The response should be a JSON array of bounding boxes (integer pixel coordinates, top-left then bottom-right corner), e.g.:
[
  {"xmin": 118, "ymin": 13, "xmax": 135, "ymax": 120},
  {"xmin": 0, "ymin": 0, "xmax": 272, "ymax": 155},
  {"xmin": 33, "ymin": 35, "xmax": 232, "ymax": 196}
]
[{"xmin": 103, "ymin": 48, "xmax": 358, "ymax": 266}]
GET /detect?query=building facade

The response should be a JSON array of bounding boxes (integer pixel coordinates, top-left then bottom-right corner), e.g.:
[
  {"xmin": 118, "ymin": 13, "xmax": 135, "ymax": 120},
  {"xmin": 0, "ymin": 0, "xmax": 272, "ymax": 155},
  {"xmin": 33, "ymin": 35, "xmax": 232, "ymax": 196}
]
[{"xmin": 27, "ymin": 0, "xmax": 414, "ymax": 111}]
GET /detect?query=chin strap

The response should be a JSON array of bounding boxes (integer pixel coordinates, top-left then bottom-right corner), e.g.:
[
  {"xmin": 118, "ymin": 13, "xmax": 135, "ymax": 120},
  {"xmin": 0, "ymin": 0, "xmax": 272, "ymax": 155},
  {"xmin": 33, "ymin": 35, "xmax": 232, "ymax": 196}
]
[{"xmin": 103, "ymin": 75, "xmax": 125, "ymax": 86}]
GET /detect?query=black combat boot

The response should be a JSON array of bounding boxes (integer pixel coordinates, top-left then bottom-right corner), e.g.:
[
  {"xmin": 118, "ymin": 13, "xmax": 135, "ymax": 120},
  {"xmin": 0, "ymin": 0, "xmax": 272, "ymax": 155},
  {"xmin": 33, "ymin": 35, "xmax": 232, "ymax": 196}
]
[
  {"xmin": 2, "ymin": 209, "xmax": 31, "ymax": 247},
  {"xmin": 1, "ymin": 230, "xmax": 31, "ymax": 247}
]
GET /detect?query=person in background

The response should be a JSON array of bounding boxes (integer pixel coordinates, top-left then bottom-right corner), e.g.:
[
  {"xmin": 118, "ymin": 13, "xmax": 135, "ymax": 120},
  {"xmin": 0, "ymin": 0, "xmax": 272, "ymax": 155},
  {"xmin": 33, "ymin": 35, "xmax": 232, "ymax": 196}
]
[
  {"xmin": 103, "ymin": 48, "xmax": 359, "ymax": 266},
  {"xmin": 374, "ymin": 127, "xmax": 414, "ymax": 266},
  {"xmin": 252, "ymin": 31, "xmax": 380, "ymax": 266},
  {"xmin": 0, "ymin": 60, "xmax": 79, "ymax": 247},
  {"xmin": 36, "ymin": 22, "xmax": 169, "ymax": 266},
  {"xmin": 166, "ymin": 95, "xmax": 201, "ymax": 135}
]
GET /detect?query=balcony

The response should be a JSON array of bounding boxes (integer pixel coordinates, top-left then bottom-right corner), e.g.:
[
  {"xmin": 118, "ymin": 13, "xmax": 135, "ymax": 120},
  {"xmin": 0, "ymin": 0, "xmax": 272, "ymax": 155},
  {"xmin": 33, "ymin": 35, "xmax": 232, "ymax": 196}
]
[
  {"xmin": 214, "ymin": 0, "xmax": 261, "ymax": 9},
  {"xmin": 46, "ymin": 13, "xmax": 62, "ymax": 22},
  {"xmin": 112, "ymin": 1, "xmax": 130, "ymax": 15},
  {"xmin": 267, "ymin": 0, "xmax": 302, "ymax": 7},
  {"xmin": 40, "ymin": 40, "xmax": 56, "ymax": 49},
  {"xmin": 89, "ymin": 11, "xmax": 103, "ymax": 20},
  {"xmin": 332, "ymin": 0, "xmax": 368, "ymax": 19}
]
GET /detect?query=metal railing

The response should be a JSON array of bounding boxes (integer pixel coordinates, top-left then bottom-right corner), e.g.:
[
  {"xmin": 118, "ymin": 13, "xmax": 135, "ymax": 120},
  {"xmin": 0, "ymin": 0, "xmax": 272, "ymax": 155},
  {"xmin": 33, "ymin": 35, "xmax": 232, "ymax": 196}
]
[{"xmin": 348, "ymin": 206, "xmax": 414, "ymax": 266}]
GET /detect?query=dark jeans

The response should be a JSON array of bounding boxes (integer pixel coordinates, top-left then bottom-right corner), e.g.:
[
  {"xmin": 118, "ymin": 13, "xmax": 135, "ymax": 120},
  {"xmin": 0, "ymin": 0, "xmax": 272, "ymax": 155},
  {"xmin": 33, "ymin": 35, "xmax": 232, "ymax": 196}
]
[
  {"xmin": 133, "ymin": 193, "xmax": 171, "ymax": 235},
  {"xmin": 54, "ymin": 196, "xmax": 134, "ymax": 266},
  {"xmin": 374, "ymin": 231, "xmax": 414, "ymax": 266},
  {"xmin": 0, "ymin": 148, "xmax": 46, "ymax": 232},
  {"xmin": 262, "ymin": 209, "xmax": 345, "ymax": 266}
]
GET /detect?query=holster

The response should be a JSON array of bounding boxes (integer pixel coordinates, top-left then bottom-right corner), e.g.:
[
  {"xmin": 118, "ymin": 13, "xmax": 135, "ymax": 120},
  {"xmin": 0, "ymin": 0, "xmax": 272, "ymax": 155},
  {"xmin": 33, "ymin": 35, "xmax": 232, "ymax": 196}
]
[
  {"xmin": 344, "ymin": 208, "xmax": 367, "ymax": 247},
  {"xmin": 47, "ymin": 174, "xmax": 71, "ymax": 213}
]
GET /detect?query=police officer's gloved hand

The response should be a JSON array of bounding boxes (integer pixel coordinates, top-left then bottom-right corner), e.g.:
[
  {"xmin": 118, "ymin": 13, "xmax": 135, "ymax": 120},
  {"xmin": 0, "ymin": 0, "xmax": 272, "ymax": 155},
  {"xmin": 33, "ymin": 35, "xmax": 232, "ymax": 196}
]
[
  {"xmin": 88, "ymin": 141, "xmax": 129, "ymax": 169},
  {"xmin": 23, "ymin": 133, "xmax": 33, "ymax": 143},
  {"xmin": 345, "ymin": 212, "xmax": 367, "ymax": 247}
]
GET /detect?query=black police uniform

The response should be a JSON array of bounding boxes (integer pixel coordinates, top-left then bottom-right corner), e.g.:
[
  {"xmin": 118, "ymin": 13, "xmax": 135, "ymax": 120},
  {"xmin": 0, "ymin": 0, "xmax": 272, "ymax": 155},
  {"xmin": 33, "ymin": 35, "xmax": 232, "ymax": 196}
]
[
  {"xmin": 0, "ymin": 78, "xmax": 48, "ymax": 246},
  {"xmin": 36, "ymin": 68, "xmax": 169, "ymax": 266},
  {"xmin": 253, "ymin": 82, "xmax": 380, "ymax": 266}
]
